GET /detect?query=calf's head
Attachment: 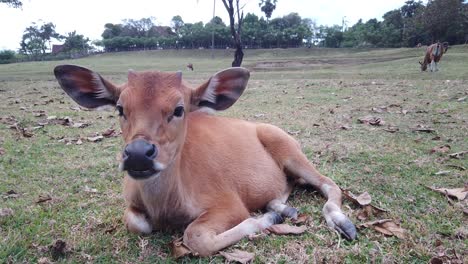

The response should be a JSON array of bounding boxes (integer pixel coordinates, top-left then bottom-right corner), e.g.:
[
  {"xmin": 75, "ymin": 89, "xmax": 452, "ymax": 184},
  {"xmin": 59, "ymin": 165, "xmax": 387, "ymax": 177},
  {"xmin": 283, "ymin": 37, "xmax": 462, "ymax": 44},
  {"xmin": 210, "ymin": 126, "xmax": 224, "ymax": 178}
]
[{"xmin": 54, "ymin": 65, "xmax": 249, "ymax": 179}]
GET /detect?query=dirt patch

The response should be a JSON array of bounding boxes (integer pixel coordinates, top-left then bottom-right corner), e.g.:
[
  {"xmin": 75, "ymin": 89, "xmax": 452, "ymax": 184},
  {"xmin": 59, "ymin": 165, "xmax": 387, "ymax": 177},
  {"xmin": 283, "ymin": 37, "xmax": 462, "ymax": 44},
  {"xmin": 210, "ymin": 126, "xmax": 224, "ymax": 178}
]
[{"xmin": 251, "ymin": 56, "xmax": 411, "ymax": 71}]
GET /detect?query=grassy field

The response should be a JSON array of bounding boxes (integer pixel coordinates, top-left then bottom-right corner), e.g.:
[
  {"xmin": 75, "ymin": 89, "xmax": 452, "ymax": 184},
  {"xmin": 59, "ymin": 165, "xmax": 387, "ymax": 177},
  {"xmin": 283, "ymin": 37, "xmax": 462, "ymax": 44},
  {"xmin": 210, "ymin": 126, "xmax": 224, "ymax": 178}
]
[{"xmin": 0, "ymin": 46, "xmax": 467, "ymax": 263}]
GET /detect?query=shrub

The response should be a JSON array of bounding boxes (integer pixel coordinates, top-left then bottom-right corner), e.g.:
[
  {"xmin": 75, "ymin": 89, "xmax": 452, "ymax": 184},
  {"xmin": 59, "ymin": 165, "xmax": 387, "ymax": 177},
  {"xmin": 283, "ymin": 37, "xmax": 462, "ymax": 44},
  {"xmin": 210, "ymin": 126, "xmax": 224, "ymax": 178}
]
[{"xmin": 0, "ymin": 50, "xmax": 16, "ymax": 64}]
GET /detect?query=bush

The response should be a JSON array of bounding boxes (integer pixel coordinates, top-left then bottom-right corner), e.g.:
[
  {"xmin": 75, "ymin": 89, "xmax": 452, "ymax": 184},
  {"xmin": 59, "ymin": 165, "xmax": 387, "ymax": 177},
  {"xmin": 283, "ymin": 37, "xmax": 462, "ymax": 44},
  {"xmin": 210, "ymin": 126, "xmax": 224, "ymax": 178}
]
[{"xmin": 0, "ymin": 50, "xmax": 16, "ymax": 64}]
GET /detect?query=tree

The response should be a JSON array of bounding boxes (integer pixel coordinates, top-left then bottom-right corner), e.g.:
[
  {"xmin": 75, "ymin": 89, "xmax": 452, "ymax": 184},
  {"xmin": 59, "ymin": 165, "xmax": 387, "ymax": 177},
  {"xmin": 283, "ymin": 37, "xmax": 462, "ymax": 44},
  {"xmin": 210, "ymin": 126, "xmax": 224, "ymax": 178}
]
[
  {"xmin": 20, "ymin": 22, "xmax": 61, "ymax": 58},
  {"xmin": 171, "ymin": 15, "xmax": 184, "ymax": 37},
  {"xmin": 259, "ymin": 0, "xmax": 277, "ymax": 20},
  {"xmin": 423, "ymin": 0, "xmax": 465, "ymax": 43},
  {"xmin": 0, "ymin": 0, "xmax": 22, "ymax": 8},
  {"xmin": 62, "ymin": 31, "xmax": 91, "ymax": 53},
  {"xmin": 0, "ymin": 50, "xmax": 16, "ymax": 64},
  {"xmin": 222, "ymin": 0, "xmax": 245, "ymax": 67}
]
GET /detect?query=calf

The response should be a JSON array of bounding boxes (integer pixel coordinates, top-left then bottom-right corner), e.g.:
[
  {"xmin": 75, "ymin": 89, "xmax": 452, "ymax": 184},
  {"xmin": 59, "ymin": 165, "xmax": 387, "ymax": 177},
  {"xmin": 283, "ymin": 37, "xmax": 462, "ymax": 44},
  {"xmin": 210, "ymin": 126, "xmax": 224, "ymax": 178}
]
[
  {"xmin": 186, "ymin": 63, "xmax": 194, "ymax": 71},
  {"xmin": 420, "ymin": 42, "xmax": 449, "ymax": 72},
  {"xmin": 54, "ymin": 65, "xmax": 356, "ymax": 256}
]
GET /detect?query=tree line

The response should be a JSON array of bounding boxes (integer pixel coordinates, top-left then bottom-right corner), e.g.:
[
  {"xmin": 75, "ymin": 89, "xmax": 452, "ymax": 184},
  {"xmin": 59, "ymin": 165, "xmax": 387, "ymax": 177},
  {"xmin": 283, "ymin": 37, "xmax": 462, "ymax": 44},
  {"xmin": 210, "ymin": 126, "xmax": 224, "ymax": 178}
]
[
  {"xmin": 1, "ymin": 0, "xmax": 467, "ymax": 64},
  {"xmin": 96, "ymin": 12, "xmax": 313, "ymax": 52},
  {"xmin": 320, "ymin": 0, "xmax": 468, "ymax": 48}
]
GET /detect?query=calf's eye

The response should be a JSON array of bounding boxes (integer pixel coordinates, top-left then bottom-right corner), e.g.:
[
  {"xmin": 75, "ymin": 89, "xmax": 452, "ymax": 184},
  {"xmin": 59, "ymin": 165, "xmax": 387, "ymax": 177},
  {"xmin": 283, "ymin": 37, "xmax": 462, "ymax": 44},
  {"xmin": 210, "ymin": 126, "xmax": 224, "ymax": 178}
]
[
  {"xmin": 167, "ymin": 106, "xmax": 184, "ymax": 123},
  {"xmin": 174, "ymin": 106, "xmax": 184, "ymax": 117}
]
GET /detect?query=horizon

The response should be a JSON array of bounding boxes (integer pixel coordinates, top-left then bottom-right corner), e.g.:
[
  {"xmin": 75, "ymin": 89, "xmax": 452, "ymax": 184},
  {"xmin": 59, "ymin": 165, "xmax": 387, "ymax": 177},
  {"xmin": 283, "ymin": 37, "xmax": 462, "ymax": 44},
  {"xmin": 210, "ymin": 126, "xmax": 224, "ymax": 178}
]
[{"xmin": 0, "ymin": 0, "xmax": 414, "ymax": 51}]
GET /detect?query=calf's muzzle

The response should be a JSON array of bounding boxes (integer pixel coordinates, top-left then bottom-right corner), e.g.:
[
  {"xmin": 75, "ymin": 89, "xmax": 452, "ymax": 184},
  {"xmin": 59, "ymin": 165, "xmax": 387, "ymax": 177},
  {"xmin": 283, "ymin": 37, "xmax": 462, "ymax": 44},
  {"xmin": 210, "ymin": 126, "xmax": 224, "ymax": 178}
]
[{"xmin": 122, "ymin": 139, "xmax": 159, "ymax": 179}]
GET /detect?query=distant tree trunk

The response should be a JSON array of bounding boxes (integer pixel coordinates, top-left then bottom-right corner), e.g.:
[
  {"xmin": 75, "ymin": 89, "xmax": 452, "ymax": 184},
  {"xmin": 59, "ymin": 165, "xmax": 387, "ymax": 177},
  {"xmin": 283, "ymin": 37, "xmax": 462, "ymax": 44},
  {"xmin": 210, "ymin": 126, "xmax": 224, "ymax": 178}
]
[{"xmin": 222, "ymin": 0, "xmax": 244, "ymax": 67}]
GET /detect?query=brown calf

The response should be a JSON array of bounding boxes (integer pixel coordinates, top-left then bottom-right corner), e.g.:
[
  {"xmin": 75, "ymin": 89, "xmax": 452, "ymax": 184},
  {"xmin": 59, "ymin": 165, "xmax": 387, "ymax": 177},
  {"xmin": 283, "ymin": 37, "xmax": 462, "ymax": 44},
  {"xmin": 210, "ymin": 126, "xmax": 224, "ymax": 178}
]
[
  {"xmin": 186, "ymin": 63, "xmax": 194, "ymax": 71},
  {"xmin": 54, "ymin": 65, "xmax": 356, "ymax": 256},
  {"xmin": 420, "ymin": 42, "xmax": 449, "ymax": 72}
]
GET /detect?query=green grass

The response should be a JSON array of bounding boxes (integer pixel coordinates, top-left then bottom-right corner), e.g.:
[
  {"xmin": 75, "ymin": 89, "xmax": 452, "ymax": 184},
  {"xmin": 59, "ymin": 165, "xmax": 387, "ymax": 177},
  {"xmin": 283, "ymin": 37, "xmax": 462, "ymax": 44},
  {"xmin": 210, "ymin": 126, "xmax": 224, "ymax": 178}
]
[{"xmin": 1, "ymin": 46, "xmax": 467, "ymax": 263}]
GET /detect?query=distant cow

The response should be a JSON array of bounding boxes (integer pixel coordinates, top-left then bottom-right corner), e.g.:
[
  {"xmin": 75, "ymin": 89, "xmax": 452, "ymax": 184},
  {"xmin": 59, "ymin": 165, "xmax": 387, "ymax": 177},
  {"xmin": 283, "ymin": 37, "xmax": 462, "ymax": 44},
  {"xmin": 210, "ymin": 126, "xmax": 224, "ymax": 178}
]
[
  {"xmin": 419, "ymin": 42, "xmax": 449, "ymax": 72},
  {"xmin": 186, "ymin": 63, "xmax": 194, "ymax": 71}
]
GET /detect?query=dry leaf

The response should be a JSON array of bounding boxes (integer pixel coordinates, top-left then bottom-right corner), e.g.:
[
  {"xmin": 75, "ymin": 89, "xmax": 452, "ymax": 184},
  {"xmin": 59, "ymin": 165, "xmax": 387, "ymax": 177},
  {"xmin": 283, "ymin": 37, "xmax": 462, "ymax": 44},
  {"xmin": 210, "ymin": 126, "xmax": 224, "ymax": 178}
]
[
  {"xmin": 412, "ymin": 125, "xmax": 435, "ymax": 133},
  {"xmin": 87, "ymin": 135, "xmax": 104, "ymax": 142},
  {"xmin": 356, "ymin": 192, "xmax": 372, "ymax": 206},
  {"xmin": 358, "ymin": 116, "xmax": 385, "ymax": 126},
  {"xmin": 83, "ymin": 186, "xmax": 98, "ymax": 193},
  {"xmin": 169, "ymin": 237, "xmax": 192, "ymax": 259},
  {"xmin": 358, "ymin": 219, "xmax": 405, "ymax": 239},
  {"xmin": 426, "ymin": 186, "xmax": 468, "ymax": 200},
  {"xmin": 36, "ymin": 194, "xmax": 52, "ymax": 203},
  {"xmin": 291, "ymin": 213, "xmax": 310, "ymax": 224},
  {"xmin": 50, "ymin": 239, "xmax": 68, "ymax": 259},
  {"xmin": 371, "ymin": 106, "xmax": 387, "ymax": 113},
  {"xmin": 71, "ymin": 122, "xmax": 88, "ymax": 128},
  {"xmin": 430, "ymin": 145, "xmax": 451, "ymax": 154},
  {"xmin": 341, "ymin": 189, "xmax": 386, "ymax": 213},
  {"xmin": 219, "ymin": 249, "xmax": 255, "ymax": 264},
  {"xmin": 266, "ymin": 224, "xmax": 307, "ymax": 235},
  {"xmin": 3, "ymin": 190, "xmax": 20, "ymax": 199},
  {"xmin": 0, "ymin": 208, "xmax": 14, "ymax": 217},
  {"xmin": 383, "ymin": 126, "xmax": 399, "ymax": 133},
  {"xmin": 357, "ymin": 205, "xmax": 373, "ymax": 221},
  {"xmin": 449, "ymin": 151, "xmax": 467, "ymax": 159},
  {"xmin": 102, "ymin": 128, "xmax": 116, "ymax": 137},
  {"xmin": 0, "ymin": 147, "xmax": 5, "ymax": 156}
]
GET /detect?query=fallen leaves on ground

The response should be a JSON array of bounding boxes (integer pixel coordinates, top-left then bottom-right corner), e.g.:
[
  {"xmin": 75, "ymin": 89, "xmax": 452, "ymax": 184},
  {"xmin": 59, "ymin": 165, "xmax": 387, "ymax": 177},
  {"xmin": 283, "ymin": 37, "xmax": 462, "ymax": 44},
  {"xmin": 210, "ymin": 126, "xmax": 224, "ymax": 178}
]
[
  {"xmin": 425, "ymin": 185, "xmax": 468, "ymax": 201},
  {"xmin": 3, "ymin": 190, "xmax": 20, "ymax": 199},
  {"xmin": 169, "ymin": 237, "xmax": 192, "ymax": 259},
  {"xmin": 36, "ymin": 194, "xmax": 52, "ymax": 204},
  {"xmin": 356, "ymin": 192, "xmax": 372, "ymax": 206},
  {"xmin": 430, "ymin": 145, "xmax": 451, "ymax": 154},
  {"xmin": 266, "ymin": 224, "xmax": 307, "ymax": 235},
  {"xmin": 102, "ymin": 128, "xmax": 117, "ymax": 138},
  {"xmin": 371, "ymin": 106, "xmax": 387, "ymax": 113},
  {"xmin": 358, "ymin": 219, "xmax": 406, "ymax": 239},
  {"xmin": 0, "ymin": 208, "xmax": 14, "ymax": 217},
  {"xmin": 429, "ymin": 248, "xmax": 464, "ymax": 264},
  {"xmin": 83, "ymin": 186, "xmax": 98, "ymax": 194},
  {"xmin": 358, "ymin": 116, "xmax": 385, "ymax": 126},
  {"xmin": 49, "ymin": 239, "xmax": 69, "ymax": 260},
  {"xmin": 383, "ymin": 126, "xmax": 399, "ymax": 133},
  {"xmin": 291, "ymin": 213, "xmax": 310, "ymax": 225},
  {"xmin": 342, "ymin": 189, "xmax": 388, "ymax": 222},
  {"xmin": 8, "ymin": 123, "xmax": 34, "ymax": 138},
  {"xmin": 219, "ymin": 249, "xmax": 255, "ymax": 264},
  {"xmin": 412, "ymin": 125, "xmax": 436, "ymax": 133},
  {"xmin": 449, "ymin": 151, "xmax": 467, "ymax": 159},
  {"xmin": 87, "ymin": 135, "xmax": 104, "ymax": 142}
]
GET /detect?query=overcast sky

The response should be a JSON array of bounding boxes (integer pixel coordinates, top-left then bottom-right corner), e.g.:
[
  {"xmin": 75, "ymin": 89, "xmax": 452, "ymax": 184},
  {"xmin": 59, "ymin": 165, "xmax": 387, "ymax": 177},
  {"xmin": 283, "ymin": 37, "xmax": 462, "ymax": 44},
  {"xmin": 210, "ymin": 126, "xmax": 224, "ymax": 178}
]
[{"xmin": 0, "ymin": 0, "xmax": 414, "ymax": 50}]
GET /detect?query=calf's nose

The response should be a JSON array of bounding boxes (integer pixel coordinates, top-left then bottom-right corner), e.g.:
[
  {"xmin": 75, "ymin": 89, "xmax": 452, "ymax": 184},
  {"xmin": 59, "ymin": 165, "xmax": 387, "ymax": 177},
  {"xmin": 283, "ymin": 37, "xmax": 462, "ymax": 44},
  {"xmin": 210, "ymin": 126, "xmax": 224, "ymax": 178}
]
[{"xmin": 122, "ymin": 139, "xmax": 158, "ymax": 171}]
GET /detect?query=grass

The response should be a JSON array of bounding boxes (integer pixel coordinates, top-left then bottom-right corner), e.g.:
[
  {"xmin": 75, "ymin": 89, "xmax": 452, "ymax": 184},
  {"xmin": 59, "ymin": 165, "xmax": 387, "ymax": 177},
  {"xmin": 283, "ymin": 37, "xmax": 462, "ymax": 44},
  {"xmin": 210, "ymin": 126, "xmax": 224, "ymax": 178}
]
[{"xmin": 0, "ymin": 46, "xmax": 467, "ymax": 263}]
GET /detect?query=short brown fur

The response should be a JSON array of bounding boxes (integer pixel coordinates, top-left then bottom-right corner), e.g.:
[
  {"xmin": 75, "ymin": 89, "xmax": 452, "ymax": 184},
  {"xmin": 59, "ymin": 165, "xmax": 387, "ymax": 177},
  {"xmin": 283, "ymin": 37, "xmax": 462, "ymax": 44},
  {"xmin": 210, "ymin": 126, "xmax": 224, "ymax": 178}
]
[{"xmin": 54, "ymin": 65, "xmax": 356, "ymax": 257}]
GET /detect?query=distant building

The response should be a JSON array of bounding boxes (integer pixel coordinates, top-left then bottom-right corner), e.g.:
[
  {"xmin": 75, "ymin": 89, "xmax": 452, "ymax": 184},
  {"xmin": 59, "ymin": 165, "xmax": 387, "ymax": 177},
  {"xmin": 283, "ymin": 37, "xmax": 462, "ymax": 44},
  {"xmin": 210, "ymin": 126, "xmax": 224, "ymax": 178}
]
[{"xmin": 52, "ymin": 44, "xmax": 64, "ymax": 54}]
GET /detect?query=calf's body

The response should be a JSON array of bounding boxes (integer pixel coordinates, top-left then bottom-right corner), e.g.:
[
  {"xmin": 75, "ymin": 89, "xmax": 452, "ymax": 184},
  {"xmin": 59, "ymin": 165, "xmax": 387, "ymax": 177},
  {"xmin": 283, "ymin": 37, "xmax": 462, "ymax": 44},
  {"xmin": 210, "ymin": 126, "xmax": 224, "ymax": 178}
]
[{"xmin": 54, "ymin": 65, "xmax": 356, "ymax": 256}]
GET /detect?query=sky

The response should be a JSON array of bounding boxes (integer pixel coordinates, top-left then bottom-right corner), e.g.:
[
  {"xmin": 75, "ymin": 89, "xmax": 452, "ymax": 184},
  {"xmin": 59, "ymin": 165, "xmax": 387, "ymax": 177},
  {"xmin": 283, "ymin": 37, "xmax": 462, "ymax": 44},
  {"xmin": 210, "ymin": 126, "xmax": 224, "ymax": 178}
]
[{"xmin": 0, "ymin": 0, "xmax": 412, "ymax": 50}]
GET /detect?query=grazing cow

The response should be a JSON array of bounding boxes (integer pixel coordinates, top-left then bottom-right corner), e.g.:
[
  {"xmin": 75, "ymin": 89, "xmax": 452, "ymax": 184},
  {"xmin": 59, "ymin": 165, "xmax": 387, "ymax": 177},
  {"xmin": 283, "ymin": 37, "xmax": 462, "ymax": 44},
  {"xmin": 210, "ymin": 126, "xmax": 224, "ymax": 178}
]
[
  {"xmin": 54, "ymin": 65, "xmax": 356, "ymax": 256},
  {"xmin": 186, "ymin": 63, "xmax": 194, "ymax": 71},
  {"xmin": 419, "ymin": 42, "xmax": 449, "ymax": 72}
]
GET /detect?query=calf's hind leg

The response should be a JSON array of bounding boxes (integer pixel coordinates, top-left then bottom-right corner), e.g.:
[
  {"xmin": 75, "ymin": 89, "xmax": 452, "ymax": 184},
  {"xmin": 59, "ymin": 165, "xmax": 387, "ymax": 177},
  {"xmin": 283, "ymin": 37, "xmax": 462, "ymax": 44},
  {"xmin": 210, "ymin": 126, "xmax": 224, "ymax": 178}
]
[
  {"xmin": 266, "ymin": 183, "xmax": 299, "ymax": 220},
  {"xmin": 183, "ymin": 198, "xmax": 283, "ymax": 256},
  {"xmin": 257, "ymin": 124, "xmax": 357, "ymax": 240}
]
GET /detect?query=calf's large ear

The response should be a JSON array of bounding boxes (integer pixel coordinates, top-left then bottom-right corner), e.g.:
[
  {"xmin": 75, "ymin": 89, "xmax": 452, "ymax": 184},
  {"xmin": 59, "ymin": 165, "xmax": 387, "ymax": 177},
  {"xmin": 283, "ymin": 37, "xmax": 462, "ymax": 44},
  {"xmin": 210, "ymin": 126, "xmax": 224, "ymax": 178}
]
[
  {"xmin": 191, "ymin": 67, "xmax": 250, "ymax": 111},
  {"xmin": 54, "ymin": 65, "xmax": 121, "ymax": 109}
]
